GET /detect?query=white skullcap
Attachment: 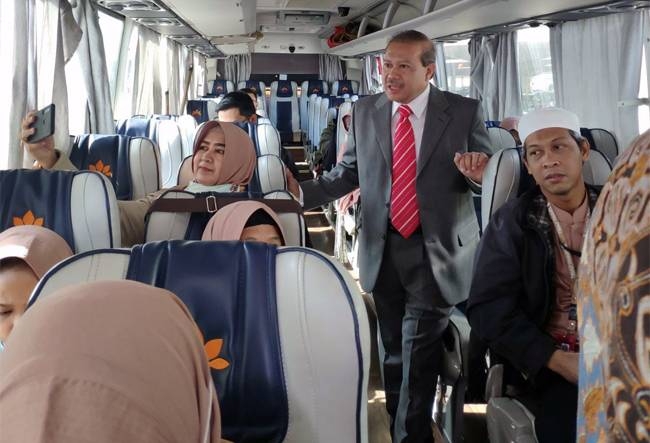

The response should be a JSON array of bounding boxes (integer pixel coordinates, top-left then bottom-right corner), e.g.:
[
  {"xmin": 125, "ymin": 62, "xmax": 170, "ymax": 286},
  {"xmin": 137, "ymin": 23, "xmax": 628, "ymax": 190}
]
[{"xmin": 519, "ymin": 108, "xmax": 581, "ymax": 144}]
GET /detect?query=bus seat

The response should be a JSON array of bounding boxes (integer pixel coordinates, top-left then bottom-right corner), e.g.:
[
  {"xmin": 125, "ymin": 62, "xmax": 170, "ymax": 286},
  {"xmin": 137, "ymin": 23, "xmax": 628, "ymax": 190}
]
[
  {"xmin": 238, "ymin": 80, "xmax": 267, "ymax": 114},
  {"xmin": 309, "ymin": 95, "xmax": 322, "ymax": 149},
  {"xmin": 29, "ymin": 241, "xmax": 370, "ymax": 443},
  {"xmin": 70, "ymin": 134, "xmax": 160, "ymax": 200},
  {"xmin": 316, "ymin": 96, "xmax": 331, "ymax": 150},
  {"xmin": 177, "ymin": 114, "xmax": 198, "ymax": 158},
  {"xmin": 487, "ymin": 126, "xmax": 518, "ymax": 150},
  {"xmin": 436, "ymin": 309, "xmax": 472, "ymax": 443},
  {"xmin": 209, "ymin": 79, "xmax": 234, "ymax": 97},
  {"xmin": 269, "ymin": 81, "xmax": 299, "ymax": 142},
  {"xmin": 156, "ymin": 120, "xmax": 184, "ymax": 189},
  {"xmin": 145, "ymin": 190, "xmax": 305, "ymax": 247},
  {"xmin": 116, "ymin": 115, "xmax": 152, "ymax": 138},
  {"xmin": 582, "ymin": 147, "xmax": 612, "ymax": 185},
  {"xmin": 256, "ymin": 122, "xmax": 282, "ymax": 157},
  {"xmin": 486, "ymin": 396, "xmax": 538, "ymax": 443},
  {"xmin": 0, "ymin": 169, "xmax": 120, "ymax": 252},
  {"xmin": 581, "ymin": 127, "xmax": 619, "ymax": 164},
  {"xmin": 300, "ymin": 80, "xmax": 328, "ymax": 135},
  {"xmin": 331, "ymin": 80, "xmax": 359, "ymax": 97}
]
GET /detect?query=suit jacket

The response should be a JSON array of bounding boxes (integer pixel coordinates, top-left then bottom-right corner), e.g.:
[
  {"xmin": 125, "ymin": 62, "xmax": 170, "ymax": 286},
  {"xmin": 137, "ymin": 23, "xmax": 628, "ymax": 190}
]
[{"xmin": 302, "ymin": 87, "xmax": 494, "ymax": 304}]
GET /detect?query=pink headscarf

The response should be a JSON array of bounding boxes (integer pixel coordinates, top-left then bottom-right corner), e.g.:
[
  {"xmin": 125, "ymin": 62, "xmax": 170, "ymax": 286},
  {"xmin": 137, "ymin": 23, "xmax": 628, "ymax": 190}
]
[
  {"xmin": 0, "ymin": 226, "xmax": 73, "ymax": 277},
  {"xmin": 191, "ymin": 121, "xmax": 257, "ymax": 186},
  {"xmin": 0, "ymin": 280, "xmax": 222, "ymax": 443},
  {"xmin": 202, "ymin": 200, "xmax": 285, "ymax": 245}
]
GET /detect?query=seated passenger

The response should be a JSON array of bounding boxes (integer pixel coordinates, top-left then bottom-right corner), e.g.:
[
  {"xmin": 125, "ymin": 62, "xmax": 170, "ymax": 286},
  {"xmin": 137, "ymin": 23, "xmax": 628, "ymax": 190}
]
[
  {"xmin": 0, "ymin": 280, "xmax": 223, "ymax": 442},
  {"xmin": 20, "ymin": 114, "xmax": 256, "ymax": 246},
  {"xmin": 576, "ymin": 130, "xmax": 650, "ymax": 441},
  {"xmin": 202, "ymin": 201, "xmax": 285, "ymax": 246},
  {"xmin": 0, "ymin": 226, "xmax": 73, "ymax": 347},
  {"xmin": 500, "ymin": 116, "xmax": 521, "ymax": 145},
  {"xmin": 467, "ymin": 108, "xmax": 601, "ymax": 443},
  {"xmin": 217, "ymin": 91, "xmax": 299, "ymax": 178}
]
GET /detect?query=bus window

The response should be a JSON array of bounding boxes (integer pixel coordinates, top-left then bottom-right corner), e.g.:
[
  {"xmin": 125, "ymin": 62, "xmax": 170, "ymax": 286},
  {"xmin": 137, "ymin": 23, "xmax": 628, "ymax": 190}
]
[
  {"xmin": 517, "ymin": 27, "xmax": 555, "ymax": 112},
  {"xmin": 442, "ymin": 40, "xmax": 471, "ymax": 97}
]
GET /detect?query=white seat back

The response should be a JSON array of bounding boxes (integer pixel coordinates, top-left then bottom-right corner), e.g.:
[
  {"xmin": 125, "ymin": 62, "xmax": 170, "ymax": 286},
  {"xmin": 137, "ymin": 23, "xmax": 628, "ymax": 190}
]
[
  {"xmin": 487, "ymin": 126, "xmax": 518, "ymax": 150},
  {"xmin": 157, "ymin": 120, "xmax": 184, "ymax": 188},
  {"xmin": 30, "ymin": 244, "xmax": 370, "ymax": 443},
  {"xmin": 127, "ymin": 136, "xmax": 161, "ymax": 199},
  {"xmin": 256, "ymin": 154, "xmax": 287, "ymax": 194},
  {"xmin": 269, "ymin": 81, "xmax": 299, "ymax": 136},
  {"xmin": 177, "ymin": 115, "xmax": 198, "ymax": 158},
  {"xmin": 256, "ymin": 122, "xmax": 282, "ymax": 157},
  {"xmin": 299, "ymin": 80, "xmax": 328, "ymax": 134}
]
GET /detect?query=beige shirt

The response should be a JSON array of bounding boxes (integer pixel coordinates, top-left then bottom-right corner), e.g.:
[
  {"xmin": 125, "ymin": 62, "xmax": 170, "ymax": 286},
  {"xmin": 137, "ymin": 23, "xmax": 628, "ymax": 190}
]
[{"xmin": 545, "ymin": 196, "xmax": 589, "ymax": 345}]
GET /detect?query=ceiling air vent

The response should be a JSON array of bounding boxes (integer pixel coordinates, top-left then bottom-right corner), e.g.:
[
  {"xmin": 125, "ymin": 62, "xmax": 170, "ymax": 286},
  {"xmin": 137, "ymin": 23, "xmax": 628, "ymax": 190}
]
[
  {"xmin": 97, "ymin": 1, "xmax": 162, "ymax": 12},
  {"xmin": 136, "ymin": 17, "xmax": 182, "ymax": 26}
]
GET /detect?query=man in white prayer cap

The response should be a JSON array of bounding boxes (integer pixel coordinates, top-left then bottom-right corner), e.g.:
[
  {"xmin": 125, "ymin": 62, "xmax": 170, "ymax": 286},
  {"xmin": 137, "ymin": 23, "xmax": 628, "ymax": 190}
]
[{"xmin": 466, "ymin": 107, "xmax": 599, "ymax": 443}]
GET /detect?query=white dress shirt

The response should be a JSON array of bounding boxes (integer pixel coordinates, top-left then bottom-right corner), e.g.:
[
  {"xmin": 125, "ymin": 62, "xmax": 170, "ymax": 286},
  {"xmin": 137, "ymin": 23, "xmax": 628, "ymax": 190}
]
[{"xmin": 391, "ymin": 84, "xmax": 430, "ymax": 162}]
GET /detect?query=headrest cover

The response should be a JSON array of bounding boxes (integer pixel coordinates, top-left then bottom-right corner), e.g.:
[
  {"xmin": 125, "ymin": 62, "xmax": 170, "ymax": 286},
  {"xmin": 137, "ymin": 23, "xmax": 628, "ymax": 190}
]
[
  {"xmin": 519, "ymin": 108, "xmax": 580, "ymax": 145},
  {"xmin": 276, "ymin": 81, "xmax": 293, "ymax": 98}
]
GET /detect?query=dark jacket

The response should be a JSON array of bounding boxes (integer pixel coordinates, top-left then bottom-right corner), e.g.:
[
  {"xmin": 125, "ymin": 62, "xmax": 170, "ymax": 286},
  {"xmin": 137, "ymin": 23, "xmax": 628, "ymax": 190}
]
[{"xmin": 467, "ymin": 184, "xmax": 601, "ymax": 383}]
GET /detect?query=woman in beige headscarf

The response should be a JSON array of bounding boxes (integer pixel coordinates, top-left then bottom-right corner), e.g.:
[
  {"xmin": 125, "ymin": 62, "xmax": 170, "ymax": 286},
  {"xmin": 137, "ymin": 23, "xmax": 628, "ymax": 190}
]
[
  {"xmin": 0, "ymin": 226, "xmax": 73, "ymax": 346},
  {"xmin": 202, "ymin": 200, "xmax": 285, "ymax": 246},
  {"xmin": 21, "ymin": 117, "xmax": 257, "ymax": 247},
  {"xmin": 0, "ymin": 280, "xmax": 224, "ymax": 443}
]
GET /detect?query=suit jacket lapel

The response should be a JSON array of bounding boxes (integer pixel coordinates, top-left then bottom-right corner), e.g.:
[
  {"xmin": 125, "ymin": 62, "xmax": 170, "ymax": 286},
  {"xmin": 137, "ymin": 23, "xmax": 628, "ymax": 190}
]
[
  {"xmin": 373, "ymin": 94, "xmax": 393, "ymax": 168},
  {"xmin": 417, "ymin": 88, "xmax": 450, "ymax": 177}
]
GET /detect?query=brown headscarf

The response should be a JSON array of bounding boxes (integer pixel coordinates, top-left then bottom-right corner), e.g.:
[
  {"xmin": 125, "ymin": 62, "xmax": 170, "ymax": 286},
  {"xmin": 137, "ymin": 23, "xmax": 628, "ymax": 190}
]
[
  {"xmin": 202, "ymin": 200, "xmax": 285, "ymax": 244},
  {"xmin": 0, "ymin": 226, "xmax": 73, "ymax": 277},
  {"xmin": 191, "ymin": 121, "xmax": 257, "ymax": 186},
  {"xmin": 0, "ymin": 280, "xmax": 222, "ymax": 443}
]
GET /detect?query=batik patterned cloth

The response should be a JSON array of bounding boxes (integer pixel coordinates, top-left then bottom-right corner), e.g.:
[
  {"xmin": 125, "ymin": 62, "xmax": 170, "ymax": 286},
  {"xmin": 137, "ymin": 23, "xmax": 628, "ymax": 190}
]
[{"xmin": 577, "ymin": 131, "xmax": 650, "ymax": 442}]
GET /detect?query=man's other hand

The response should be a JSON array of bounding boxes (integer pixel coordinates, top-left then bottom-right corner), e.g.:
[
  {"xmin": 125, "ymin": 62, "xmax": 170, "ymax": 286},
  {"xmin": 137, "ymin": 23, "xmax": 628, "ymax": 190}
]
[
  {"xmin": 21, "ymin": 111, "xmax": 57, "ymax": 169},
  {"xmin": 454, "ymin": 151, "xmax": 489, "ymax": 184},
  {"xmin": 547, "ymin": 350, "xmax": 579, "ymax": 385}
]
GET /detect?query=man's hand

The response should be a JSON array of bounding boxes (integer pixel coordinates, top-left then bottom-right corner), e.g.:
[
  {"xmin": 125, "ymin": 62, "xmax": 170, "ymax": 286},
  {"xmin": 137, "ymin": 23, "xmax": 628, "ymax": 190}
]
[
  {"xmin": 547, "ymin": 350, "xmax": 579, "ymax": 385},
  {"xmin": 21, "ymin": 111, "xmax": 57, "ymax": 169},
  {"xmin": 285, "ymin": 167, "xmax": 301, "ymax": 201},
  {"xmin": 453, "ymin": 152, "xmax": 489, "ymax": 184}
]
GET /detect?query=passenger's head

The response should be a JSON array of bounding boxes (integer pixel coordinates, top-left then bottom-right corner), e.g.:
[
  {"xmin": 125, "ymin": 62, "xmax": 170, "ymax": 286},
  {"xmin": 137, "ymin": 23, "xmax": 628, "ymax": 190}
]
[
  {"xmin": 239, "ymin": 87, "xmax": 259, "ymax": 109},
  {"xmin": 0, "ymin": 280, "xmax": 221, "ymax": 442},
  {"xmin": 520, "ymin": 107, "xmax": 590, "ymax": 201},
  {"xmin": 191, "ymin": 120, "xmax": 256, "ymax": 187},
  {"xmin": 202, "ymin": 201, "xmax": 285, "ymax": 246},
  {"xmin": 217, "ymin": 91, "xmax": 257, "ymax": 123},
  {"xmin": 383, "ymin": 30, "xmax": 435, "ymax": 103},
  {"xmin": 500, "ymin": 116, "xmax": 521, "ymax": 145},
  {"xmin": 0, "ymin": 226, "xmax": 73, "ymax": 342}
]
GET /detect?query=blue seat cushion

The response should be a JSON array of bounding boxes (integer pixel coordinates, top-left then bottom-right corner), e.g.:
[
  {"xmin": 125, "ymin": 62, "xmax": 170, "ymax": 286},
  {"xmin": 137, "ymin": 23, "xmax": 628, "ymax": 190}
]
[{"xmin": 126, "ymin": 241, "xmax": 288, "ymax": 443}]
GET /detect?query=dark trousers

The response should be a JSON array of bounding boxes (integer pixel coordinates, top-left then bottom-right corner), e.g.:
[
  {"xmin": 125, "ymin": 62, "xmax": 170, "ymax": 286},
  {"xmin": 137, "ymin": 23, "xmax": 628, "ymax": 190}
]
[
  {"xmin": 516, "ymin": 369, "xmax": 578, "ymax": 443},
  {"xmin": 373, "ymin": 230, "xmax": 452, "ymax": 443}
]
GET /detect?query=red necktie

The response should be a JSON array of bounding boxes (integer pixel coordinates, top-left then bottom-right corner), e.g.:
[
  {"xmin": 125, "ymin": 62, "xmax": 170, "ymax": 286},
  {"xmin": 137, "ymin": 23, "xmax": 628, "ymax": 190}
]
[{"xmin": 390, "ymin": 105, "xmax": 420, "ymax": 238}]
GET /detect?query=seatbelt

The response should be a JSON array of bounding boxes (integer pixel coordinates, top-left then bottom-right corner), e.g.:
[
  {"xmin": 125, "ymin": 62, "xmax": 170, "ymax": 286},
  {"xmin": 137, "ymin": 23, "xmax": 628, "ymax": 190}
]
[{"xmin": 147, "ymin": 194, "xmax": 303, "ymax": 215}]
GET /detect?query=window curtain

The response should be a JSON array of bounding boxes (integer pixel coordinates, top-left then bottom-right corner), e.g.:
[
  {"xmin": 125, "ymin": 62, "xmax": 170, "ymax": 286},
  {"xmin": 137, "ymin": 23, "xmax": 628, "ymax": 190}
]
[
  {"xmin": 360, "ymin": 54, "xmax": 382, "ymax": 95},
  {"xmin": 550, "ymin": 10, "xmax": 648, "ymax": 148},
  {"xmin": 224, "ymin": 53, "xmax": 251, "ymax": 83},
  {"xmin": 69, "ymin": 0, "xmax": 113, "ymax": 133},
  {"xmin": 134, "ymin": 25, "xmax": 162, "ymax": 115},
  {"xmin": 469, "ymin": 32, "xmax": 522, "ymax": 121},
  {"xmin": 319, "ymin": 54, "xmax": 343, "ymax": 82},
  {"xmin": 189, "ymin": 51, "xmax": 207, "ymax": 100},
  {"xmin": 165, "ymin": 37, "xmax": 182, "ymax": 114},
  {"xmin": 433, "ymin": 42, "xmax": 448, "ymax": 90},
  {"xmin": 0, "ymin": 0, "xmax": 79, "ymax": 169}
]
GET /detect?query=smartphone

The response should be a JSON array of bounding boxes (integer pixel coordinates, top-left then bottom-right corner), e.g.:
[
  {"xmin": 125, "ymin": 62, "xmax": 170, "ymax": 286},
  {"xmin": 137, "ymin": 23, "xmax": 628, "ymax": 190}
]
[{"xmin": 27, "ymin": 104, "xmax": 55, "ymax": 143}]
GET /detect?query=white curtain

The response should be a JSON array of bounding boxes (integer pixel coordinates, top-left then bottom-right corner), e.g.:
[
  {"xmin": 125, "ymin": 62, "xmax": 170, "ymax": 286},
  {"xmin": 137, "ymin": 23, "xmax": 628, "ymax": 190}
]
[
  {"xmin": 69, "ymin": 0, "xmax": 113, "ymax": 133},
  {"xmin": 550, "ymin": 10, "xmax": 648, "ymax": 147},
  {"xmin": 189, "ymin": 51, "xmax": 207, "ymax": 100},
  {"xmin": 224, "ymin": 53, "xmax": 251, "ymax": 83},
  {"xmin": 134, "ymin": 25, "xmax": 161, "ymax": 115},
  {"xmin": 360, "ymin": 54, "xmax": 382, "ymax": 95},
  {"xmin": 319, "ymin": 54, "xmax": 343, "ymax": 82},
  {"xmin": 469, "ymin": 32, "xmax": 522, "ymax": 121},
  {"xmin": 0, "ymin": 0, "xmax": 80, "ymax": 169},
  {"xmin": 434, "ymin": 42, "xmax": 448, "ymax": 90},
  {"xmin": 165, "ymin": 37, "xmax": 182, "ymax": 114}
]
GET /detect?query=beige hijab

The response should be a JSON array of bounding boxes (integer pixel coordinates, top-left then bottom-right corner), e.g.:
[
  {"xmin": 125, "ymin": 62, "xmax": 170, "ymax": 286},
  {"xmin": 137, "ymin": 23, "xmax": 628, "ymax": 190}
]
[
  {"xmin": 0, "ymin": 280, "xmax": 222, "ymax": 443},
  {"xmin": 0, "ymin": 226, "xmax": 73, "ymax": 277},
  {"xmin": 190, "ymin": 121, "xmax": 257, "ymax": 186},
  {"xmin": 202, "ymin": 200, "xmax": 285, "ymax": 244}
]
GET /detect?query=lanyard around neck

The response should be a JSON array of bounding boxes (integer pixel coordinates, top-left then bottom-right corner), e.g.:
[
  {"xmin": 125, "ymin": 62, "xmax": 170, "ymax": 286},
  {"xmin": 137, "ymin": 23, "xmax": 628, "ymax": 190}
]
[{"xmin": 546, "ymin": 201, "xmax": 590, "ymax": 283}]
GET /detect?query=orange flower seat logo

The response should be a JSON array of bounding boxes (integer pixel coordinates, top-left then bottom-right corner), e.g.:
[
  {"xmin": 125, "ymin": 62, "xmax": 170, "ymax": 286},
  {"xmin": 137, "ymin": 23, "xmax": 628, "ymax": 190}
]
[
  {"xmin": 13, "ymin": 210, "xmax": 44, "ymax": 227},
  {"xmin": 88, "ymin": 160, "xmax": 113, "ymax": 178},
  {"xmin": 204, "ymin": 338, "xmax": 230, "ymax": 370},
  {"xmin": 191, "ymin": 109, "xmax": 202, "ymax": 118}
]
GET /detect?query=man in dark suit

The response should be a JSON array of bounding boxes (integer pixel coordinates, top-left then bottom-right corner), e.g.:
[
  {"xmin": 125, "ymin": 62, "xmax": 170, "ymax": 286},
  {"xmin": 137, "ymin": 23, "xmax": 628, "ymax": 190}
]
[{"xmin": 287, "ymin": 30, "xmax": 493, "ymax": 442}]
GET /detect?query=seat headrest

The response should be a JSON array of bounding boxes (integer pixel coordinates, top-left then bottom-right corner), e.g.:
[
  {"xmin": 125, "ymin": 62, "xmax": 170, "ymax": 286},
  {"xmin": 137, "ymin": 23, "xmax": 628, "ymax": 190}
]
[{"xmin": 275, "ymin": 81, "xmax": 294, "ymax": 98}]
